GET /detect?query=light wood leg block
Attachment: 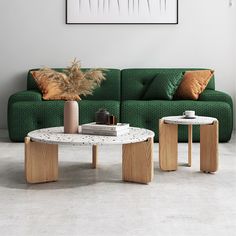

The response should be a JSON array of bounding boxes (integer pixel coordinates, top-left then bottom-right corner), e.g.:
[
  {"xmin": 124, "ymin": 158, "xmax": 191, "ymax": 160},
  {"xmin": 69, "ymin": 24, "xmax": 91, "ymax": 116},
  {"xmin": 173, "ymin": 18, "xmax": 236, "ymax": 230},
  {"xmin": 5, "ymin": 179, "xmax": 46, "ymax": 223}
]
[
  {"xmin": 200, "ymin": 121, "xmax": 219, "ymax": 173},
  {"xmin": 92, "ymin": 145, "xmax": 98, "ymax": 169},
  {"xmin": 188, "ymin": 125, "xmax": 192, "ymax": 167},
  {"xmin": 25, "ymin": 137, "xmax": 58, "ymax": 183},
  {"xmin": 122, "ymin": 138, "xmax": 153, "ymax": 184},
  {"xmin": 159, "ymin": 119, "xmax": 178, "ymax": 171}
]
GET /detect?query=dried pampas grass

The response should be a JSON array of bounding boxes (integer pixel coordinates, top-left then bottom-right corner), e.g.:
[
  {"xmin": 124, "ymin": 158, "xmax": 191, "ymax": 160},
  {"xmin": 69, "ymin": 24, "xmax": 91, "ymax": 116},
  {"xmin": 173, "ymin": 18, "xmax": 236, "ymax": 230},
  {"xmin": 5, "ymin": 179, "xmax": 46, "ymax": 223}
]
[
  {"xmin": 63, "ymin": 59, "xmax": 106, "ymax": 97},
  {"xmin": 32, "ymin": 59, "xmax": 106, "ymax": 101}
]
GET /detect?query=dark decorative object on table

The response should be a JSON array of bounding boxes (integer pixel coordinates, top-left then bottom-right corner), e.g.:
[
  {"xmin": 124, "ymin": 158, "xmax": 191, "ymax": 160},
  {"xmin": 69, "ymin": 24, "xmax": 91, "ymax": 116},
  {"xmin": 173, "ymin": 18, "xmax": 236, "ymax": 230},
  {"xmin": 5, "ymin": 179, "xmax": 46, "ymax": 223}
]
[
  {"xmin": 95, "ymin": 108, "xmax": 117, "ymax": 125},
  {"xmin": 109, "ymin": 115, "xmax": 117, "ymax": 125},
  {"xmin": 95, "ymin": 108, "xmax": 110, "ymax": 125}
]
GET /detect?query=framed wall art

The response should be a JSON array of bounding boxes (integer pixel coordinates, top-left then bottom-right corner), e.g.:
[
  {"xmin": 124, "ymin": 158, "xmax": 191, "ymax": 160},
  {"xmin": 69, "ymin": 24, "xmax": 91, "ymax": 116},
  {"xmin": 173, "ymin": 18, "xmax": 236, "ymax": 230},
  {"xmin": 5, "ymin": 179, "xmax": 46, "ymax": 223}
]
[{"xmin": 66, "ymin": 0, "xmax": 178, "ymax": 24}]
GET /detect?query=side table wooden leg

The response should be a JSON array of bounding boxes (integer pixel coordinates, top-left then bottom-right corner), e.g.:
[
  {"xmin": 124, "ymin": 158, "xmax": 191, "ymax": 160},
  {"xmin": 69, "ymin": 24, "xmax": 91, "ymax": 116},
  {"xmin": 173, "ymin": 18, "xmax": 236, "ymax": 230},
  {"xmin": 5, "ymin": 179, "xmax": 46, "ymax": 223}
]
[
  {"xmin": 25, "ymin": 137, "xmax": 58, "ymax": 183},
  {"xmin": 122, "ymin": 138, "xmax": 153, "ymax": 184},
  {"xmin": 159, "ymin": 119, "xmax": 178, "ymax": 171},
  {"xmin": 188, "ymin": 125, "xmax": 192, "ymax": 167},
  {"xmin": 92, "ymin": 145, "xmax": 98, "ymax": 169},
  {"xmin": 200, "ymin": 121, "xmax": 218, "ymax": 173}
]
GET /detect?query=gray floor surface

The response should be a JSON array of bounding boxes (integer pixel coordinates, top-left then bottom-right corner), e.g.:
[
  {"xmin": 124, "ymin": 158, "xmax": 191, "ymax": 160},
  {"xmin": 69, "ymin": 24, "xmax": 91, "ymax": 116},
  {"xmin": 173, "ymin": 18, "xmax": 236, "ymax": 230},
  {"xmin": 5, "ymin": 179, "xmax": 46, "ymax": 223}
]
[{"xmin": 0, "ymin": 129, "xmax": 235, "ymax": 236}]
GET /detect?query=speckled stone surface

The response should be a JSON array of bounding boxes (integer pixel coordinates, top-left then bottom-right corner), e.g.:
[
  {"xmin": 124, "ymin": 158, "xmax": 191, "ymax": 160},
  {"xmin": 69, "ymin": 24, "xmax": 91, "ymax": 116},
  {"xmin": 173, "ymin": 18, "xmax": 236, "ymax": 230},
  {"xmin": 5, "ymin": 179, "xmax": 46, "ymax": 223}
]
[
  {"xmin": 27, "ymin": 127, "xmax": 155, "ymax": 145},
  {"xmin": 163, "ymin": 116, "xmax": 217, "ymax": 125}
]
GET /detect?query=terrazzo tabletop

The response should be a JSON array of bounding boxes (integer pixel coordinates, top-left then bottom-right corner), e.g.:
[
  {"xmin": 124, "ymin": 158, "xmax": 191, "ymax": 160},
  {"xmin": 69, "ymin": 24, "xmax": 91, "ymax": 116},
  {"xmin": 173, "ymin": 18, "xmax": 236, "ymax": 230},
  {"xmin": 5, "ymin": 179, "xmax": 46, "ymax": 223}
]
[
  {"xmin": 27, "ymin": 127, "xmax": 155, "ymax": 146},
  {"xmin": 163, "ymin": 116, "xmax": 217, "ymax": 125}
]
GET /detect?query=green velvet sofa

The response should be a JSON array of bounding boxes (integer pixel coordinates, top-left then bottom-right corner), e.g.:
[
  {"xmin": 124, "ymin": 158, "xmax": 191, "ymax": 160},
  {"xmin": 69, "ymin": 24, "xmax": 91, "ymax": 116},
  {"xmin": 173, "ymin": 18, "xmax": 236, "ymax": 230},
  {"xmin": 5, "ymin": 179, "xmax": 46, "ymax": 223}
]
[{"xmin": 8, "ymin": 68, "xmax": 233, "ymax": 142}]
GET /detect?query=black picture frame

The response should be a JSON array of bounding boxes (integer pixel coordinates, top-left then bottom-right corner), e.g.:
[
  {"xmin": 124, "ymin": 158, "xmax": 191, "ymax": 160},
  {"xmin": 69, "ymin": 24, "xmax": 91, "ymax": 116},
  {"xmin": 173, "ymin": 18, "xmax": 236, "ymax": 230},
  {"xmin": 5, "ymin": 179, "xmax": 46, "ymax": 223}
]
[{"xmin": 66, "ymin": 0, "xmax": 178, "ymax": 25}]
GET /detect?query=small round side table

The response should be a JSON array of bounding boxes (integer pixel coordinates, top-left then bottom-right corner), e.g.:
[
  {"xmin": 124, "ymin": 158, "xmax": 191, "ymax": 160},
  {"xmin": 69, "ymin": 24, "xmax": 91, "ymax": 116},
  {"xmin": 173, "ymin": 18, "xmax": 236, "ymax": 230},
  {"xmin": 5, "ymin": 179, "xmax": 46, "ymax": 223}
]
[{"xmin": 159, "ymin": 116, "xmax": 218, "ymax": 173}]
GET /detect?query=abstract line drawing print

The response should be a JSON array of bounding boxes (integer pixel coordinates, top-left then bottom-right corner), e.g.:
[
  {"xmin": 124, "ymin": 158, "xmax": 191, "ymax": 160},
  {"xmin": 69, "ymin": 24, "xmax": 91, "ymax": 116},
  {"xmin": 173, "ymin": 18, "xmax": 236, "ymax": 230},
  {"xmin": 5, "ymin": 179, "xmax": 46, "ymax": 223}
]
[{"xmin": 67, "ymin": 0, "xmax": 178, "ymax": 24}]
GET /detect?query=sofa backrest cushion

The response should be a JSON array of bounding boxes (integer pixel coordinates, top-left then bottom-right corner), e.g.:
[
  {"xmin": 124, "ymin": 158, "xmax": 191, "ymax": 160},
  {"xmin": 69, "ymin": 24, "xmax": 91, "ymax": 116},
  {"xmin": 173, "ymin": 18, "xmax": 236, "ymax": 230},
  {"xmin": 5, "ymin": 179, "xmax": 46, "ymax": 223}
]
[
  {"xmin": 27, "ymin": 69, "xmax": 121, "ymax": 100},
  {"xmin": 121, "ymin": 69, "xmax": 215, "ymax": 100}
]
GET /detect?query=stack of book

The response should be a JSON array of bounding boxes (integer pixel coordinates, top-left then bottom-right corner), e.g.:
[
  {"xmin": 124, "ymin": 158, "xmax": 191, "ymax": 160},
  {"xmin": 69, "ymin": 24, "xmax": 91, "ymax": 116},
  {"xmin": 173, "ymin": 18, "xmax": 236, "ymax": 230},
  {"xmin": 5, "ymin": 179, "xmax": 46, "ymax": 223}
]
[{"xmin": 81, "ymin": 122, "xmax": 130, "ymax": 136}]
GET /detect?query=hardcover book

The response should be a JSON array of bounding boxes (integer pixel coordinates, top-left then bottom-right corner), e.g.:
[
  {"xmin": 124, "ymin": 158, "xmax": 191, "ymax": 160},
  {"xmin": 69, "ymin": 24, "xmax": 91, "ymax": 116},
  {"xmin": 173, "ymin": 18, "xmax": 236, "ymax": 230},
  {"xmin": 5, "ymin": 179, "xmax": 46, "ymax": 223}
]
[
  {"xmin": 82, "ymin": 129, "xmax": 129, "ymax": 136},
  {"xmin": 81, "ymin": 122, "xmax": 129, "ymax": 132}
]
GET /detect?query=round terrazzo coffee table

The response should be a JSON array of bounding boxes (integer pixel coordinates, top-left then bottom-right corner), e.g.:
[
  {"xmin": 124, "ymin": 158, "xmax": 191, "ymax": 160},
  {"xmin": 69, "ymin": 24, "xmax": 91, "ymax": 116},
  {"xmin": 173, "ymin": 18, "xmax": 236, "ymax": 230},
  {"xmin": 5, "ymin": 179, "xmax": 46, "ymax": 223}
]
[
  {"xmin": 25, "ymin": 127, "xmax": 154, "ymax": 184},
  {"xmin": 159, "ymin": 116, "xmax": 218, "ymax": 173}
]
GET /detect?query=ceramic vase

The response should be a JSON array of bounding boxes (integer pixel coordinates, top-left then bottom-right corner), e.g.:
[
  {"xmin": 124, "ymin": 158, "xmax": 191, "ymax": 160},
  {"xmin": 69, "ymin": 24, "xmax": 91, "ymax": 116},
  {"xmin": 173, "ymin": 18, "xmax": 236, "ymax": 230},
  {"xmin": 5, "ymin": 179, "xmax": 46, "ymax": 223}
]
[{"xmin": 64, "ymin": 101, "xmax": 79, "ymax": 134}]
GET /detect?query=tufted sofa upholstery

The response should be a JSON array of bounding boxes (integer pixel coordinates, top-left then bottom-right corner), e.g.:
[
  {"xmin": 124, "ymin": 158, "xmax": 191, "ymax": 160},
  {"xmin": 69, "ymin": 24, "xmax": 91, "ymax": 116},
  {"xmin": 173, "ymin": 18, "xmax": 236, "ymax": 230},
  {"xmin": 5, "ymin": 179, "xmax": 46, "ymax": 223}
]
[{"xmin": 8, "ymin": 68, "xmax": 233, "ymax": 142}]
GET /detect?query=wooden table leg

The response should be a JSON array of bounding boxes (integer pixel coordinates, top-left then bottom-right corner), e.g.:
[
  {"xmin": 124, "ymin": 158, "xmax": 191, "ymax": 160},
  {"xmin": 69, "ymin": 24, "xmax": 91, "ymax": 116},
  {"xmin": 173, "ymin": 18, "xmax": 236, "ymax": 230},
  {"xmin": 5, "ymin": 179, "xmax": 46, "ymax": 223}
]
[
  {"xmin": 200, "ymin": 121, "xmax": 218, "ymax": 173},
  {"xmin": 122, "ymin": 138, "xmax": 153, "ymax": 184},
  {"xmin": 25, "ymin": 137, "xmax": 58, "ymax": 184},
  {"xmin": 188, "ymin": 124, "xmax": 192, "ymax": 167},
  {"xmin": 92, "ymin": 145, "xmax": 98, "ymax": 169},
  {"xmin": 159, "ymin": 119, "xmax": 178, "ymax": 171}
]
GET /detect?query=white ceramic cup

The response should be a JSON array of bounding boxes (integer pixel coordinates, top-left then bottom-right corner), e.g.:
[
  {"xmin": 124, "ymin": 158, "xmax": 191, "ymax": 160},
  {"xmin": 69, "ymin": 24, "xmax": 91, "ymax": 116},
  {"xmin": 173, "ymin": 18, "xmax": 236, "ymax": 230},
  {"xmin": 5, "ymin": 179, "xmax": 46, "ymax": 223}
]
[{"xmin": 183, "ymin": 110, "xmax": 195, "ymax": 117}]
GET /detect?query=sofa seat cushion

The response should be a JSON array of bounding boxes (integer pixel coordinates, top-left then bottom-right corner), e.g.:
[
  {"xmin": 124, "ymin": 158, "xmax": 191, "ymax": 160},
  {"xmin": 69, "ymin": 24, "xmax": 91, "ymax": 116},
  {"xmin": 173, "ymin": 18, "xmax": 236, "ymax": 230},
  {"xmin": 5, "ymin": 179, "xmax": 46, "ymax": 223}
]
[
  {"xmin": 121, "ymin": 100, "xmax": 232, "ymax": 142},
  {"xmin": 142, "ymin": 72, "xmax": 183, "ymax": 100},
  {"xmin": 79, "ymin": 100, "xmax": 120, "ymax": 124},
  {"xmin": 8, "ymin": 100, "xmax": 120, "ymax": 142}
]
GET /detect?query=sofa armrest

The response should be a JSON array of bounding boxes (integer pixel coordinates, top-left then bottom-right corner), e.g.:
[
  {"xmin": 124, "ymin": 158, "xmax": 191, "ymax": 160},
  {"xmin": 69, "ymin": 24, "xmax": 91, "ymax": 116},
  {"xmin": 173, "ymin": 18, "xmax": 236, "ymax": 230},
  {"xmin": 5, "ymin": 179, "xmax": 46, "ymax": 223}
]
[
  {"xmin": 199, "ymin": 90, "xmax": 233, "ymax": 110},
  {"xmin": 8, "ymin": 90, "xmax": 42, "ymax": 105}
]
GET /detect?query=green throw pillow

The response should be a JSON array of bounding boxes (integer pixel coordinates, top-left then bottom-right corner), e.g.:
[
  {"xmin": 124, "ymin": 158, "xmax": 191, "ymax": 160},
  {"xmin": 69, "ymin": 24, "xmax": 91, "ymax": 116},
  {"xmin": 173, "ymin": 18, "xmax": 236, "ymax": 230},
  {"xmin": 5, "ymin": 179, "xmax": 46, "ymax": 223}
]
[{"xmin": 142, "ymin": 72, "xmax": 184, "ymax": 100}]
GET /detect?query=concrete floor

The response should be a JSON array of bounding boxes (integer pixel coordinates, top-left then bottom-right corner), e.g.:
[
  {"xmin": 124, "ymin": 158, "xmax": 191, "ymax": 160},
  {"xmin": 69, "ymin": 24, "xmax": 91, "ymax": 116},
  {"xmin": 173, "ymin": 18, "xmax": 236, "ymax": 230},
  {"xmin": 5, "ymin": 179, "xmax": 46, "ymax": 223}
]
[{"xmin": 0, "ymin": 130, "xmax": 235, "ymax": 236}]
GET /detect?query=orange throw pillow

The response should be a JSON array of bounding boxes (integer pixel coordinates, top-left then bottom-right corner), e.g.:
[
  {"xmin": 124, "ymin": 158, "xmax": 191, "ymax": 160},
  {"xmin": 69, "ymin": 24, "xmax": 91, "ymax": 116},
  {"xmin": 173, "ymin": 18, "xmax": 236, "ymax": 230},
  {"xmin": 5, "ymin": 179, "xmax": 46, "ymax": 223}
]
[
  {"xmin": 175, "ymin": 70, "xmax": 214, "ymax": 100},
  {"xmin": 31, "ymin": 70, "xmax": 81, "ymax": 101}
]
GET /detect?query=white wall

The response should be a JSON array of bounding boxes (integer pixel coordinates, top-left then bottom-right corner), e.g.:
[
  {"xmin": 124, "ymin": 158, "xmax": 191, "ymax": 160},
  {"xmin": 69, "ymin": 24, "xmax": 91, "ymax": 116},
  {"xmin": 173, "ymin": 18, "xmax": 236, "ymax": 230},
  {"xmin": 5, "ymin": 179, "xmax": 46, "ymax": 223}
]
[{"xmin": 0, "ymin": 0, "xmax": 235, "ymax": 129}]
